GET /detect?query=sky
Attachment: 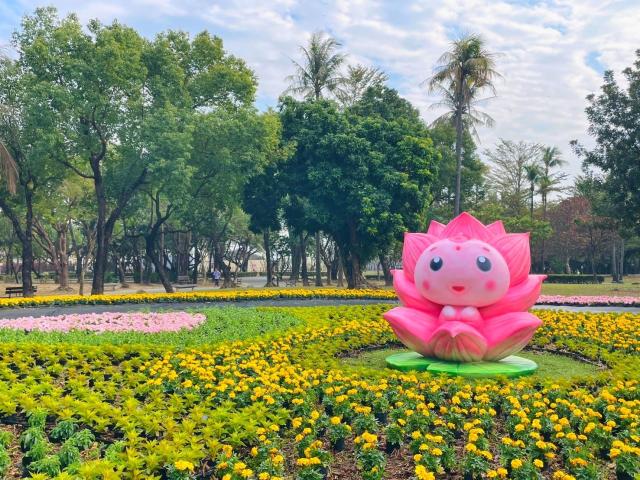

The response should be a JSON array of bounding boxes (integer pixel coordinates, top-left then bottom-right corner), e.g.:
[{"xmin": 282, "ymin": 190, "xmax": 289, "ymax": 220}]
[{"xmin": 1, "ymin": 0, "xmax": 639, "ymax": 180}]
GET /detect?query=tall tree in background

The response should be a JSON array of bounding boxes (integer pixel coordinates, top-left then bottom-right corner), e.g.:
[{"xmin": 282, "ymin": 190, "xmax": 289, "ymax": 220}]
[
  {"xmin": 427, "ymin": 34, "xmax": 500, "ymax": 216},
  {"xmin": 0, "ymin": 49, "xmax": 61, "ymax": 297},
  {"xmin": 286, "ymin": 31, "xmax": 346, "ymax": 286},
  {"xmin": 538, "ymin": 146, "xmax": 567, "ymax": 269},
  {"xmin": 572, "ymin": 50, "xmax": 640, "ymax": 233},
  {"xmin": 336, "ymin": 65, "xmax": 387, "ymax": 107},
  {"xmin": 485, "ymin": 139, "xmax": 540, "ymax": 216},
  {"xmin": 524, "ymin": 163, "xmax": 541, "ymax": 219}
]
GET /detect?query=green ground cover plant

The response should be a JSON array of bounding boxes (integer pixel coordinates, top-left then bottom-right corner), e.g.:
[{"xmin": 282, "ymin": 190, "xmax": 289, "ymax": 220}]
[{"xmin": 0, "ymin": 304, "xmax": 636, "ymax": 479}]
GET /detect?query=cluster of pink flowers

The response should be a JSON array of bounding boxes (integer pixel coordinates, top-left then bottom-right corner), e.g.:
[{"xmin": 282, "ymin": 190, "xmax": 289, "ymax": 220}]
[
  {"xmin": 538, "ymin": 295, "xmax": 640, "ymax": 306},
  {"xmin": 0, "ymin": 311, "xmax": 206, "ymax": 333}
]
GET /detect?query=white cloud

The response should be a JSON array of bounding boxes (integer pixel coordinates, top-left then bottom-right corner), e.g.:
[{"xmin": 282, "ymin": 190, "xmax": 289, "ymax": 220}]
[{"xmin": 2, "ymin": 0, "xmax": 639, "ymax": 181}]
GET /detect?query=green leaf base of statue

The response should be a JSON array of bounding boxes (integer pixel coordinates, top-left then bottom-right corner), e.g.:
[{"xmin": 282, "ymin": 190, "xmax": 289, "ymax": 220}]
[{"xmin": 386, "ymin": 351, "xmax": 538, "ymax": 378}]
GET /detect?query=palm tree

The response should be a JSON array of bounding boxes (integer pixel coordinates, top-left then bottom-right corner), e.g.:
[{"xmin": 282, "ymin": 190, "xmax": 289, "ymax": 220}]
[
  {"xmin": 524, "ymin": 163, "xmax": 541, "ymax": 219},
  {"xmin": 427, "ymin": 34, "xmax": 500, "ymax": 216},
  {"xmin": 286, "ymin": 31, "xmax": 346, "ymax": 101},
  {"xmin": 0, "ymin": 51, "xmax": 18, "ymax": 194},
  {"xmin": 336, "ymin": 64, "xmax": 387, "ymax": 107},
  {"xmin": 538, "ymin": 146, "xmax": 567, "ymax": 271},
  {"xmin": 287, "ymin": 31, "xmax": 346, "ymax": 286},
  {"xmin": 538, "ymin": 146, "xmax": 567, "ymax": 219}
]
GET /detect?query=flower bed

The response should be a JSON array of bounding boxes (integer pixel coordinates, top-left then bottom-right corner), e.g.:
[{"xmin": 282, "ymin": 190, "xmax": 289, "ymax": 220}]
[
  {"xmin": 0, "ymin": 305, "xmax": 637, "ymax": 479},
  {"xmin": 0, "ymin": 288, "xmax": 639, "ymax": 310},
  {"xmin": 538, "ymin": 295, "xmax": 640, "ymax": 306},
  {"xmin": 0, "ymin": 311, "xmax": 206, "ymax": 333}
]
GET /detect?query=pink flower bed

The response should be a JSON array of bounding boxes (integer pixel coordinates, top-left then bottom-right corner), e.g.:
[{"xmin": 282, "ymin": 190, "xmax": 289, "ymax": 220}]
[
  {"xmin": 0, "ymin": 311, "xmax": 206, "ymax": 333},
  {"xmin": 537, "ymin": 295, "xmax": 640, "ymax": 306}
]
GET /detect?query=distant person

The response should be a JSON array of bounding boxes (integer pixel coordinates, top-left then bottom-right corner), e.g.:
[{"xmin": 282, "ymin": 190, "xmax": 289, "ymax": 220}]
[{"xmin": 213, "ymin": 269, "xmax": 221, "ymax": 287}]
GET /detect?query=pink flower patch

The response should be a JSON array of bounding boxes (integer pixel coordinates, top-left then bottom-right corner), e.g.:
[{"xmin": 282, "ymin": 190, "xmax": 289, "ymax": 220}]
[
  {"xmin": 0, "ymin": 311, "xmax": 206, "ymax": 333},
  {"xmin": 537, "ymin": 295, "xmax": 640, "ymax": 306}
]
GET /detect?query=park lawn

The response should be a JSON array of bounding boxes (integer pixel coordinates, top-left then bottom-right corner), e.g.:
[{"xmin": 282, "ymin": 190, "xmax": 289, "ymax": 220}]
[
  {"xmin": 540, "ymin": 280, "xmax": 640, "ymax": 296},
  {"xmin": 341, "ymin": 346, "xmax": 602, "ymax": 381}
]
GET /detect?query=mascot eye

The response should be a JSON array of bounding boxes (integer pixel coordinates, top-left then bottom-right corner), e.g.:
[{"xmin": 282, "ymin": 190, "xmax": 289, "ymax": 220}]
[
  {"xmin": 430, "ymin": 256, "xmax": 443, "ymax": 271},
  {"xmin": 476, "ymin": 256, "xmax": 492, "ymax": 272}
]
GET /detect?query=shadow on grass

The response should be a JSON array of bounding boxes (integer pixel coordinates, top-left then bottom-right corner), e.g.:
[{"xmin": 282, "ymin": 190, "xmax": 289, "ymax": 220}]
[{"xmin": 341, "ymin": 347, "xmax": 602, "ymax": 381}]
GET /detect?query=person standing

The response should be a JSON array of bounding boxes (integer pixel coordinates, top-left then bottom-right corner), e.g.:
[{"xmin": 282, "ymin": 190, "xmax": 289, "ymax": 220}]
[{"xmin": 213, "ymin": 269, "xmax": 221, "ymax": 287}]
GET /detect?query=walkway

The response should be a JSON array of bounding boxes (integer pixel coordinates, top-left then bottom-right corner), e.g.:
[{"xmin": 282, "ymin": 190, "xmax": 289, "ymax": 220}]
[{"xmin": 0, "ymin": 299, "xmax": 638, "ymax": 320}]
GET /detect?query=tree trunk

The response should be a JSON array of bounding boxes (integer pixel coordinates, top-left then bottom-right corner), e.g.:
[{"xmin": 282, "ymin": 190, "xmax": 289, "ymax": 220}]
[
  {"xmin": 612, "ymin": 241, "xmax": 618, "ymax": 283},
  {"xmin": 344, "ymin": 221, "xmax": 362, "ymax": 289},
  {"xmin": 379, "ymin": 254, "xmax": 393, "ymax": 286},
  {"xmin": 290, "ymin": 241, "xmax": 301, "ymax": 283},
  {"xmin": 21, "ymin": 188, "xmax": 35, "ymax": 296},
  {"xmin": 300, "ymin": 234, "xmax": 309, "ymax": 286},
  {"xmin": 92, "ymin": 173, "xmax": 107, "ymax": 295},
  {"xmin": 57, "ymin": 229, "xmax": 70, "ymax": 290},
  {"xmin": 454, "ymin": 105, "xmax": 464, "ymax": 216},
  {"xmin": 337, "ymin": 250, "xmax": 344, "ymax": 287},
  {"xmin": 145, "ymin": 233, "xmax": 174, "ymax": 293},
  {"xmin": 263, "ymin": 230, "xmax": 275, "ymax": 287},
  {"xmin": 619, "ymin": 238, "xmax": 624, "ymax": 281},
  {"xmin": 529, "ymin": 185, "xmax": 535, "ymax": 220},
  {"xmin": 314, "ymin": 231, "xmax": 322, "ymax": 286}
]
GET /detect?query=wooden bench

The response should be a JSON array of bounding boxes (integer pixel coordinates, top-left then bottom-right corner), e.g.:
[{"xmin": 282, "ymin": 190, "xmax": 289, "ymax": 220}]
[
  {"xmin": 174, "ymin": 275, "xmax": 196, "ymax": 291},
  {"xmin": 5, "ymin": 286, "xmax": 38, "ymax": 298}
]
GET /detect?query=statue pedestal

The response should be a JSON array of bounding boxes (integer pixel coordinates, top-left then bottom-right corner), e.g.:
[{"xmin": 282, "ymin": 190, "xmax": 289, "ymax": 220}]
[{"xmin": 386, "ymin": 351, "xmax": 537, "ymax": 378}]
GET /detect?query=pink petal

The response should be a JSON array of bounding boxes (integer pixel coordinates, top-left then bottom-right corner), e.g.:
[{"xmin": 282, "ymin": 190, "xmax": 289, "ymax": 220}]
[
  {"xmin": 426, "ymin": 220, "xmax": 446, "ymax": 237},
  {"xmin": 482, "ymin": 312, "xmax": 542, "ymax": 360},
  {"xmin": 402, "ymin": 233, "xmax": 438, "ymax": 281},
  {"xmin": 441, "ymin": 212, "xmax": 492, "ymax": 242},
  {"xmin": 479, "ymin": 275, "xmax": 545, "ymax": 318},
  {"xmin": 429, "ymin": 321, "xmax": 487, "ymax": 362},
  {"xmin": 383, "ymin": 307, "xmax": 439, "ymax": 357},
  {"xmin": 486, "ymin": 220, "xmax": 506, "ymax": 236},
  {"xmin": 492, "ymin": 233, "xmax": 531, "ymax": 286},
  {"xmin": 393, "ymin": 270, "xmax": 441, "ymax": 315}
]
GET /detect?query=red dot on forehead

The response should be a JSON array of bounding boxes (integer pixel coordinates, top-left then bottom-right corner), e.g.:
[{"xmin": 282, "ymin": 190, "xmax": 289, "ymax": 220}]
[{"xmin": 455, "ymin": 245, "xmax": 461, "ymax": 251}]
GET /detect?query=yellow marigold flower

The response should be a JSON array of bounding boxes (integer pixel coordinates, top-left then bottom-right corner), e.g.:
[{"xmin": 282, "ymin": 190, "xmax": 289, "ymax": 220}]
[
  {"xmin": 534, "ymin": 459, "xmax": 544, "ymax": 468},
  {"xmin": 414, "ymin": 465, "xmax": 435, "ymax": 480},
  {"xmin": 497, "ymin": 467, "xmax": 508, "ymax": 478},
  {"xmin": 487, "ymin": 470, "xmax": 498, "ymax": 478},
  {"xmin": 465, "ymin": 443, "xmax": 477, "ymax": 452},
  {"xmin": 330, "ymin": 416, "xmax": 341, "ymax": 425},
  {"xmin": 431, "ymin": 448, "xmax": 442, "ymax": 456},
  {"xmin": 174, "ymin": 460, "xmax": 194, "ymax": 471},
  {"xmin": 511, "ymin": 459, "xmax": 523, "ymax": 469}
]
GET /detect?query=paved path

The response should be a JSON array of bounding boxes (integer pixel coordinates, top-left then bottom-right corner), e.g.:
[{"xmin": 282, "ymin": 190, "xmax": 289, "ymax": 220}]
[{"xmin": 0, "ymin": 299, "xmax": 638, "ymax": 320}]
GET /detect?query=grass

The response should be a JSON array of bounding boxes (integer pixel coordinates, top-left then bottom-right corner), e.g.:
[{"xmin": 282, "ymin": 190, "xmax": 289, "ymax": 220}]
[
  {"xmin": 0, "ymin": 307, "xmax": 303, "ymax": 346},
  {"xmin": 342, "ymin": 347, "xmax": 602, "ymax": 381},
  {"xmin": 540, "ymin": 281, "xmax": 640, "ymax": 296}
]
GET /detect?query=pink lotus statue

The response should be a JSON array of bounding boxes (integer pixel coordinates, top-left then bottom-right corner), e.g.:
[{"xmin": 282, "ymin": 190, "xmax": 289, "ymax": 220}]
[{"xmin": 384, "ymin": 212, "xmax": 545, "ymax": 363}]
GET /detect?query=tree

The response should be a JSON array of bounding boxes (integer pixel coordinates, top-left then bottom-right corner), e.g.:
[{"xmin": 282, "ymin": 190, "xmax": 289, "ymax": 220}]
[
  {"xmin": 336, "ymin": 64, "xmax": 387, "ymax": 107},
  {"xmin": 286, "ymin": 31, "xmax": 347, "ymax": 286},
  {"xmin": 286, "ymin": 31, "xmax": 346, "ymax": 101},
  {"xmin": 0, "ymin": 48, "xmax": 62, "ymax": 296},
  {"xmin": 572, "ymin": 50, "xmax": 640, "ymax": 231},
  {"xmin": 427, "ymin": 34, "xmax": 500, "ymax": 216},
  {"xmin": 537, "ymin": 146, "xmax": 567, "ymax": 269},
  {"xmin": 524, "ymin": 163, "xmax": 541, "ymax": 219},
  {"xmin": 427, "ymin": 123, "xmax": 486, "ymax": 217},
  {"xmin": 485, "ymin": 139, "xmax": 541, "ymax": 216},
  {"xmin": 279, "ymin": 87, "xmax": 438, "ymax": 288}
]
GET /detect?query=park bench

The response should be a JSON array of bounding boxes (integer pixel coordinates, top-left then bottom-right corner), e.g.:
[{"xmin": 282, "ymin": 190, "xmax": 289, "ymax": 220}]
[
  {"xmin": 174, "ymin": 275, "xmax": 197, "ymax": 291},
  {"xmin": 5, "ymin": 286, "xmax": 38, "ymax": 298}
]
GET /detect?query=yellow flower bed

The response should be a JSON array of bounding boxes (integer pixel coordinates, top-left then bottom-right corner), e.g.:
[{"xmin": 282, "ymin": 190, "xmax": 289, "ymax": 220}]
[
  {"xmin": 0, "ymin": 305, "xmax": 638, "ymax": 479},
  {"xmin": 0, "ymin": 288, "xmax": 397, "ymax": 309}
]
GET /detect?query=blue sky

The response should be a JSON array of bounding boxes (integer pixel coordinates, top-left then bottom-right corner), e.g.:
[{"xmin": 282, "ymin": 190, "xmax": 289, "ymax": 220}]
[{"xmin": 1, "ymin": 0, "xmax": 639, "ymax": 179}]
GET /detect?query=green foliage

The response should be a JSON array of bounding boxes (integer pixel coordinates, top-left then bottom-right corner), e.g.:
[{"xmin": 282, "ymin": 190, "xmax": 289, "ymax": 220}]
[
  {"xmin": 574, "ymin": 50, "xmax": 640, "ymax": 233},
  {"xmin": 278, "ymin": 87, "xmax": 438, "ymax": 285}
]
